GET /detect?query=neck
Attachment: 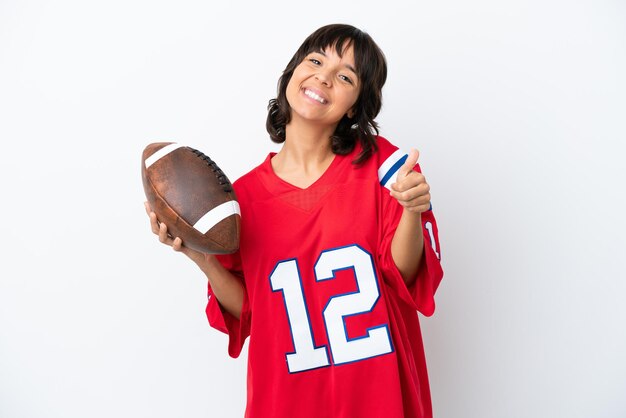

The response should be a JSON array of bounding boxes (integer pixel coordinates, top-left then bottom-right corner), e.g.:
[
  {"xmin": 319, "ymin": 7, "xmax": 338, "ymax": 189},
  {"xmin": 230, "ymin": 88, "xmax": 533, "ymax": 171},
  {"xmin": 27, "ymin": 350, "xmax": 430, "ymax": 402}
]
[
  {"xmin": 278, "ymin": 117, "xmax": 337, "ymax": 169},
  {"xmin": 271, "ymin": 118, "xmax": 338, "ymax": 186}
]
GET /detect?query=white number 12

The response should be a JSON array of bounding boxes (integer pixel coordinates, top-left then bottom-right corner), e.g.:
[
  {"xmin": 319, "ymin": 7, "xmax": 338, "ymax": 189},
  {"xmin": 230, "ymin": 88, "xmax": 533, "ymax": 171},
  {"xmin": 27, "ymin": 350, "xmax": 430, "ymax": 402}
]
[{"xmin": 269, "ymin": 245, "xmax": 393, "ymax": 373}]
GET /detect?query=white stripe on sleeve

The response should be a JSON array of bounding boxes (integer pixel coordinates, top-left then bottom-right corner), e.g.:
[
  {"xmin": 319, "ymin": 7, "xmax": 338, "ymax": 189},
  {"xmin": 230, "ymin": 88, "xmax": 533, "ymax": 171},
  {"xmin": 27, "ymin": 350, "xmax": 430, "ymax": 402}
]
[{"xmin": 378, "ymin": 149, "xmax": 407, "ymax": 190}]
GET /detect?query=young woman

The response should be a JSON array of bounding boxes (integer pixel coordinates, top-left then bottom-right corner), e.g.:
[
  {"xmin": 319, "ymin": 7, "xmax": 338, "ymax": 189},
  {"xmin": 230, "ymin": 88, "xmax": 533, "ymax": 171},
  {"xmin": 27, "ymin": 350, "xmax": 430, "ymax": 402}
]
[{"xmin": 146, "ymin": 23, "xmax": 443, "ymax": 418}]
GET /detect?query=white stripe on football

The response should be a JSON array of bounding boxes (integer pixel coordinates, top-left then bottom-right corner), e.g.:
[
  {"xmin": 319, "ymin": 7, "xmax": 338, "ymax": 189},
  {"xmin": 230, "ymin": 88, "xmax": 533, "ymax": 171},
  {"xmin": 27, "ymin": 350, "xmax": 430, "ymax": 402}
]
[
  {"xmin": 145, "ymin": 143, "xmax": 185, "ymax": 168},
  {"xmin": 194, "ymin": 201, "xmax": 241, "ymax": 234}
]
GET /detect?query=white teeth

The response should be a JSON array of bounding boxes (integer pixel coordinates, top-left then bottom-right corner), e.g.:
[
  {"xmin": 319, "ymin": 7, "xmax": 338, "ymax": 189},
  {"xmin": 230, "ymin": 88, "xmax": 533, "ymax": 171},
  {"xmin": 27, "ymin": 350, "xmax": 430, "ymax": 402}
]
[{"xmin": 304, "ymin": 89, "xmax": 326, "ymax": 104}]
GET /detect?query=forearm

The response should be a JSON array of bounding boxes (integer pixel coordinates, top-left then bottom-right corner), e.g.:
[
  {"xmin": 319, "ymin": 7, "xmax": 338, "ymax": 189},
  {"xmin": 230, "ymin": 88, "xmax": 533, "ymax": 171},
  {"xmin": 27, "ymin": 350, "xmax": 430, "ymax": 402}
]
[
  {"xmin": 391, "ymin": 209, "xmax": 425, "ymax": 285},
  {"xmin": 197, "ymin": 255, "xmax": 245, "ymax": 319}
]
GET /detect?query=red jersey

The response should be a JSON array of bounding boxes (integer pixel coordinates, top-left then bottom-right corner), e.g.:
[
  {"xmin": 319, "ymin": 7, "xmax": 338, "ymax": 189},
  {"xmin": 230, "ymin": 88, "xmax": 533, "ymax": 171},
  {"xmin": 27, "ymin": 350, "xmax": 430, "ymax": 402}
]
[{"xmin": 206, "ymin": 136, "xmax": 443, "ymax": 418}]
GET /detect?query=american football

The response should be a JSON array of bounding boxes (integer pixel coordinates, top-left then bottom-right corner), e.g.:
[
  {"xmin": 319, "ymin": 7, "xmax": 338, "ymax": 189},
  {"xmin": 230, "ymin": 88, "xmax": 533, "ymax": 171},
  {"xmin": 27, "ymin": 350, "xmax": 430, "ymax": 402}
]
[{"xmin": 141, "ymin": 142, "xmax": 240, "ymax": 254}]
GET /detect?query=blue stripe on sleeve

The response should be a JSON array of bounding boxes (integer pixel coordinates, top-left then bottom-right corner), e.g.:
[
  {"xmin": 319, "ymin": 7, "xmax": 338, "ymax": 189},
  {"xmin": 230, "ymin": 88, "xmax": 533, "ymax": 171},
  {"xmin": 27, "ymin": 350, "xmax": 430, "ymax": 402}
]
[{"xmin": 380, "ymin": 154, "xmax": 408, "ymax": 186}]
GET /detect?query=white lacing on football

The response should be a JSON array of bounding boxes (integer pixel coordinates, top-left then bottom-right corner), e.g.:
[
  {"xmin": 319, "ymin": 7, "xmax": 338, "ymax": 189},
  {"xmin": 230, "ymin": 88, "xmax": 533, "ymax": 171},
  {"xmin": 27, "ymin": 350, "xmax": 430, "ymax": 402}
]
[{"xmin": 193, "ymin": 201, "xmax": 241, "ymax": 234}]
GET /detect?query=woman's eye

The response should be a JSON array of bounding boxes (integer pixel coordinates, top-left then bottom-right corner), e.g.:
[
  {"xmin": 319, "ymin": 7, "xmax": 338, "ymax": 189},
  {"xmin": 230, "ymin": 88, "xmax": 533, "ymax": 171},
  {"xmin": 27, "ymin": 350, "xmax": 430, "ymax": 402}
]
[
  {"xmin": 339, "ymin": 75, "xmax": 353, "ymax": 84},
  {"xmin": 309, "ymin": 58, "xmax": 321, "ymax": 65}
]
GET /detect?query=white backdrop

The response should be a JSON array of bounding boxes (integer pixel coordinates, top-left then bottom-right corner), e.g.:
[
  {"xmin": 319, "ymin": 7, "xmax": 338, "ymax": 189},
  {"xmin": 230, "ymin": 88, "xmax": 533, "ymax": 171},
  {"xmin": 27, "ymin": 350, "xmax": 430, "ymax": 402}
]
[{"xmin": 1, "ymin": 0, "xmax": 625, "ymax": 417}]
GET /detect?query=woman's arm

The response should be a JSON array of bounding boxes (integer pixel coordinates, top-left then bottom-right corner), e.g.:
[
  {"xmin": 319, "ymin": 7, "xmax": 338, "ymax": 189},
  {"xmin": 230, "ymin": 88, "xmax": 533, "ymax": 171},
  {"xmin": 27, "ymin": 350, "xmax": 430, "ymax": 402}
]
[
  {"xmin": 388, "ymin": 150, "xmax": 432, "ymax": 285},
  {"xmin": 391, "ymin": 210, "xmax": 424, "ymax": 285},
  {"xmin": 197, "ymin": 254, "xmax": 245, "ymax": 319}
]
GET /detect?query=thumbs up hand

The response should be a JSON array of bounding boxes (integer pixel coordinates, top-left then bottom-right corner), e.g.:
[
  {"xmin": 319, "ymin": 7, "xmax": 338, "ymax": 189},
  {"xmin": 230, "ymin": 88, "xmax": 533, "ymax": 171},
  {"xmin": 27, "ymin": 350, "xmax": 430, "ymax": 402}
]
[{"xmin": 389, "ymin": 149, "xmax": 431, "ymax": 214}]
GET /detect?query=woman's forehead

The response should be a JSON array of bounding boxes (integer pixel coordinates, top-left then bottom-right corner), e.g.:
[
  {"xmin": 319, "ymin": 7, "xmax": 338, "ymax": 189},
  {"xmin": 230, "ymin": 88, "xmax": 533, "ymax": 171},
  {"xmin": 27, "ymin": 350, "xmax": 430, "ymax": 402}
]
[{"xmin": 311, "ymin": 39, "xmax": 354, "ymax": 57}]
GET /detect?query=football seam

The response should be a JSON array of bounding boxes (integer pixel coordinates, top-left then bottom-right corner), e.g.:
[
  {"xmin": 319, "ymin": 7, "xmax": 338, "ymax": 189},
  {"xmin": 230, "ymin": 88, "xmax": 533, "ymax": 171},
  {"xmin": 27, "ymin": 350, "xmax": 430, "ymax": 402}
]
[{"xmin": 146, "ymin": 172, "xmax": 233, "ymax": 250}]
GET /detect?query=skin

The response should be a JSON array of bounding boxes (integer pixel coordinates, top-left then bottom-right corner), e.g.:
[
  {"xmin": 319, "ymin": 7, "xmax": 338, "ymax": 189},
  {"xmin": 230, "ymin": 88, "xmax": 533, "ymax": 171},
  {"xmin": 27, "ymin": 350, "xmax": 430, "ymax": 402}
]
[
  {"xmin": 389, "ymin": 149, "xmax": 431, "ymax": 285},
  {"xmin": 271, "ymin": 45, "xmax": 360, "ymax": 188},
  {"xmin": 145, "ymin": 43, "xmax": 432, "ymax": 318}
]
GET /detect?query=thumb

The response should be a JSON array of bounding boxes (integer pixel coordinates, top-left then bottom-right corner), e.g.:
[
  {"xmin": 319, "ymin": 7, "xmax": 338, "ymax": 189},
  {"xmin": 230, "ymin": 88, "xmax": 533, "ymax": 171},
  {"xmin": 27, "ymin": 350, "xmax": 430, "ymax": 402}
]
[{"xmin": 398, "ymin": 148, "xmax": 420, "ymax": 178}]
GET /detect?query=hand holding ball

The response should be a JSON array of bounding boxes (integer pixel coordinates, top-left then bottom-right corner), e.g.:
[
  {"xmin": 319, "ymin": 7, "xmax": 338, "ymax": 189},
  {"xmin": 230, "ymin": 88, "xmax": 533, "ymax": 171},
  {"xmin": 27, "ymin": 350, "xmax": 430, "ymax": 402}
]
[{"xmin": 141, "ymin": 142, "xmax": 240, "ymax": 254}]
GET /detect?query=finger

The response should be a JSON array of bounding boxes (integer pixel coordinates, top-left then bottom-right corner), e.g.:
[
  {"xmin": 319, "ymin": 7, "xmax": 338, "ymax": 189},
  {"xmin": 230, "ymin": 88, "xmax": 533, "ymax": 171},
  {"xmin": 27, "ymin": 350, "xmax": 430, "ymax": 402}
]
[
  {"xmin": 391, "ymin": 176, "xmax": 428, "ymax": 200},
  {"xmin": 405, "ymin": 193, "xmax": 431, "ymax": 208},
  {"xmin": 158, "ymin": 222, "xmax": 171, "ymax": 244},
  {"xmin": 172, "ymin": 237, "xmax": 184, "ymax": 251},
  {"xmin": 149, "ymin": 211, "xmax": 160, "ymax": 234},
  {"xmin": 390, "ymin": 182, "xmax": 430, "ymax": 203},
  {"xmin": 397, "ymin": 148, "xmax": 420, "ymax": 179},
  {"xmin": 394, "ymin": 195, "xmax": 431, "ymax": 212},
  {"xmin": 391, "ymin": 172, "xmax": 426, "ymax": 193}
]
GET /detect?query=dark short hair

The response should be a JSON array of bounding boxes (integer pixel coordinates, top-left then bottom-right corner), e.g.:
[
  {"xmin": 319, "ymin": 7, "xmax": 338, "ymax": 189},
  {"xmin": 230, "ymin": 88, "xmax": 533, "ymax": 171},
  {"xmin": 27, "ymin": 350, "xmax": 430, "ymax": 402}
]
[{"xmin": 266, "ymin": 24, "xmax": 387, "ymax": 164}]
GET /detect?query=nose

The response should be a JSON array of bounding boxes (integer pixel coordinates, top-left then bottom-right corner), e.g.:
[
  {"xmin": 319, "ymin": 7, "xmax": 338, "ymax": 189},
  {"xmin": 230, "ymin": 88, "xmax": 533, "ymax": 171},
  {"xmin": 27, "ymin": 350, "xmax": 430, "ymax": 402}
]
[{"xmin": 315, "ymin": 70, "xmax": 332, "ymax": 86}]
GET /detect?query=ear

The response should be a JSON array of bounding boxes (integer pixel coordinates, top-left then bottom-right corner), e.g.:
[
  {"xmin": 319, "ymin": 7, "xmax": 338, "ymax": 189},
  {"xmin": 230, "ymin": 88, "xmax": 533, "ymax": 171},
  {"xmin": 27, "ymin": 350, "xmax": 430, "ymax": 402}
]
[{"xmin": 347, "ymin": 109, "xmax": 355, "ymax": 119}]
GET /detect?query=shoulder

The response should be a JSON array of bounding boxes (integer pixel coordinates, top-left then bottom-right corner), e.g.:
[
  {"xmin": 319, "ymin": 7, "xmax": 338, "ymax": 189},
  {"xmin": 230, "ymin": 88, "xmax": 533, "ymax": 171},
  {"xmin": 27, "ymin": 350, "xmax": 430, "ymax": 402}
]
[
  {"xmin": 364, "ymin": 135, "xmax": 406, "ymax": 167},
  {"xmin": 373, "ymin": 135, "xmax": 399, "ymax": 155}
]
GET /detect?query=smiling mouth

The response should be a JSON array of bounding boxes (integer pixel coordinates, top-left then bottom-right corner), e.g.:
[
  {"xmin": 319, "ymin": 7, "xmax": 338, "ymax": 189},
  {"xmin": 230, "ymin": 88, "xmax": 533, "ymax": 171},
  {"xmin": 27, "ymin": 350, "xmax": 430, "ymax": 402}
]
[{"xmin": 304, "ymin": 88, "xmax": 327, "ymax": 104}]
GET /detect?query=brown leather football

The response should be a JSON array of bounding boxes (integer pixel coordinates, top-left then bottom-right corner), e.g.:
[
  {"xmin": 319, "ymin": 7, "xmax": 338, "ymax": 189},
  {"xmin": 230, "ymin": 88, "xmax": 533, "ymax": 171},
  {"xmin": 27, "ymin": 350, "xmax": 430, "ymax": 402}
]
[{"xmin": 142, "ymin": 142, "xmax": 240, "ymax": 254}]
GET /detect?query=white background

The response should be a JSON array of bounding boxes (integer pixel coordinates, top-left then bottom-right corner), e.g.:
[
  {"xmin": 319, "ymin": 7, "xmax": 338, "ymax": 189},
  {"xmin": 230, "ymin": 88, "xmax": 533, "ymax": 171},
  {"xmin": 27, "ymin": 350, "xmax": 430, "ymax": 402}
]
[{"xmin": 1, "ymin": 0, "xmax": 625, "ymax": 417}]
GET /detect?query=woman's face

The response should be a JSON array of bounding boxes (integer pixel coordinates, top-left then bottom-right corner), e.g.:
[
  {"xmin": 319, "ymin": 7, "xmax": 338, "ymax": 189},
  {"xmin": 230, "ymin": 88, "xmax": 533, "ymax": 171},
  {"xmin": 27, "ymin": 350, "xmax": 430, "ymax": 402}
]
[{"xmin": 285, "ymin": 43, "xmax": 360, "ymax": 128}]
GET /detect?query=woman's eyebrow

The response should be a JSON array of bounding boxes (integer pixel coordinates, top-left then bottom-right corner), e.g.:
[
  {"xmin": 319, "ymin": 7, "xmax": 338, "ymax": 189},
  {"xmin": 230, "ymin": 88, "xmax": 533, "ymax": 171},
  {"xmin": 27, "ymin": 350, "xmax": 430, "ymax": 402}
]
[{"xmin": 312, "ymin": 49, "xmax": 357, "ymax": 75}]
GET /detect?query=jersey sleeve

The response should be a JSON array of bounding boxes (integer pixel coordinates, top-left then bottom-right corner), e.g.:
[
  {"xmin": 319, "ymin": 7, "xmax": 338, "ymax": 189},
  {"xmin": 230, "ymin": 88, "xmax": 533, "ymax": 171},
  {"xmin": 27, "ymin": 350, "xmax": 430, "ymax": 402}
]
[
  {"xmin": 205, "ymin": 250, "xmax": 251, "ymax": 358},
  {"xmin": 375, "ymin": 137, "xmax": 444, "ymax": 316}
]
